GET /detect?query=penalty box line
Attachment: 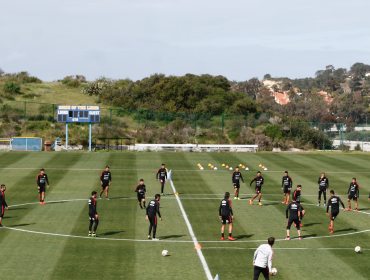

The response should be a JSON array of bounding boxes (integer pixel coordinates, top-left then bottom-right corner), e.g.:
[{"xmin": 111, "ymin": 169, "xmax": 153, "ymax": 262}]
[{"xmin": 169, "ymin": 179, "xmax": 214, "ymax": 280}]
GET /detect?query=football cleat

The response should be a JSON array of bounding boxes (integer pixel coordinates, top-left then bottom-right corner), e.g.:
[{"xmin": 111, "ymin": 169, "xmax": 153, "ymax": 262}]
[
  {"xmin": 0, "ymin": 225, "xmax": 3, "ymax": 228},
  {"xmin": 316, "ymin": 203, "xmax": 320, "ymax": 206},
  {"xmin": 347, "ymin": 207, "xmax": 351, "ymax": 211},
  {"xmin": 92, "ymin": 233, "xmax": 97, "ymax": 237},
  {"xmin": 298, "ymin": 237, "xmax": 302, "ymax": 240},
  {"xmin": 228, "ymin": 236, "xmax": 235, "ymax": 241},
  {"xmin": 324, "ymin": 204, "xmax": 327, "ymax": 207},
  {"xmin": 282, "ymin": 201, "xmax": 286, "ymax": 204},
  {"xmin": 106, "ymin": 198, "xmax": 109, "ymax": 200},
  {"xmin": 249, "ymin": 200, "xmax": 253, "ymax": 205},
  {"xmin": 293, "ymin": 223, "xmax": 296, "ymax": 227},
  {"xmin": 330, "ymin": 230, "xmax": 334, "ymax": 234},
  {"xmin": 299, "ymin": 223, "xmax": 303, "ymax": 227},
  {"xmin": 258, "ymin": 202, "xmax": 263, "ymax": 206},
  {"xmin": 328, "ymin": 226, "xmax": 332, "ymax": 229},
  {"xmin": 221, "ymin": 237, "xmax": 225, "ymax": 240},
  {"xmin": 148, "ymin": 235, "xmax": 151, "ymax": 239},
  {"xmin": 140, "ymin": 206, "xmax": 143, "ymax": 209},
  {"xmin": 234, "ymin": 197, "xmax": 237, "ymax": 200},
  {"xmin": 152, "ymin": 238, "xmax": 159, "ymax": 241},
  {"xmin": 355, "ymin": 209, "xmax": 358, "ymax": 212},
  {"xmin": 88, "ymin": 233, "xmax": 92, "ymax": 237},
  {"xmin": 99, "ymin": 196, "xmax": 102, "ymax": 199},
  {"xmin": 285, "ymin": 237, "xmax": 290, "ymax": 240}
]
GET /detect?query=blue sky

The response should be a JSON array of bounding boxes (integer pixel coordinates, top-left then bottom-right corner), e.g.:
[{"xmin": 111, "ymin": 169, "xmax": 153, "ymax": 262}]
[{"xmin": 1, "ymin": 0, "xmax": 369, "ymax": 81}]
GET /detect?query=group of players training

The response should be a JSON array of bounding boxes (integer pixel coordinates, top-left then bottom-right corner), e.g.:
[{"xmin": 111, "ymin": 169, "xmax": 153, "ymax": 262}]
[
  {"xmin": 0, "ymin": 164, "xmax": 365, "ymax": 242},
  {"xmin": 219, "ymin": 168, "xmax": 365, "ymax": 240}
]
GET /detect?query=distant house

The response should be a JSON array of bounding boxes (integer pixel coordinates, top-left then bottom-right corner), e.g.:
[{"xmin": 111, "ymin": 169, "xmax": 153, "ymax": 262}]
[
  {"xmin": 270, "ymin": 91, "xmax": 290, "ymax": 105},
  {"xmin": 365, "ymin": 72, "xmax": 370, "ymax": 77}
]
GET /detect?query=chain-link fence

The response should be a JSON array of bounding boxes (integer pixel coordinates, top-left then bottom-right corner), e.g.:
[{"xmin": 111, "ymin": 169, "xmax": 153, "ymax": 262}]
[{"xmin": 288, "ymin": 122, "xmax": 370, "ymax": 151}]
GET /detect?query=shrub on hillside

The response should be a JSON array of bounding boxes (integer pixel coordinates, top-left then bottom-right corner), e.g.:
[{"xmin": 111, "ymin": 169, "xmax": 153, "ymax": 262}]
[{"xmin": 3, "ymin": 82, "xmax": 21, "ymax": 94}]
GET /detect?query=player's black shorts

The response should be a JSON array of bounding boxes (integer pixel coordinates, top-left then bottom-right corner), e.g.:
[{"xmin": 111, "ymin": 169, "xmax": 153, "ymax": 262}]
[
  {"xmin": 89, "ymin": 214, "xmax": 98, "ymax": 221},
  {"xmin": 348, "ymin": 193, "xmax": 357, "ymax": 200},
  {"xmin": 253, "ymin": 266, "xmax": 269, "ymax": 280},
  {"xmin": 159, "ymin": 178, "xmax": 166, "ymax": 184},
  {"xmin": 101, "ymin": 183, "xmax": 109, "ymax": 190},
  {"xmin": 233, "ymin": 182, "xmax": 240, "ymax": 189},
  {"xmin": 283, "ymin": 187, "xmax": 291, "ymax": 194},
  {"xmin": 287, "ymin": 218, "xmax": 300, "ymax": 230},
  {"xmin": 255, "ymin": 187, "xmax": 262, "ymax": 194},
  {"xmin": 38, "ymin": 185, "xmax": 46, "ymax": 193},
  {"xmin": 137, "ymin": 193, "xmax": 145, "ymax": 201},
  {"xmin": 148, "ymin": 215, "xmax": 157, "ymax": 226},
  {"xmin": 221, "ymin": 215, "xmax": 232, "ymax": 224},
  {"xmin": 330, "ymin": 212, "xmax": 339, "ymax": 220}
]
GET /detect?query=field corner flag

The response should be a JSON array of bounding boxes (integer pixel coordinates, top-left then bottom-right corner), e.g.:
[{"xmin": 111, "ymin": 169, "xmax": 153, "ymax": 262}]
[
  {"xmin": 166, "ymin": 169, "xmax": 172, "ymax": 182},
  {"xmin": 214, "ymin": 274, "xmax": 219, "ymax": 280}
]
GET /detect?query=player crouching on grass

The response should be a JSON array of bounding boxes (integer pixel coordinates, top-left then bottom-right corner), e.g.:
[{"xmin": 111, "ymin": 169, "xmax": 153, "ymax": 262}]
[
  {"xmin": 88, "ymin": 191, "xmax": 99, "ymax": 237},
  {"xmin": 219, "ymin": 192, "xmax": 235, "ymax": 241},
  {"xmin": 347, "ymin": 178, "xmax": 359, "ymax": 212},
  {"xmin": 37, "ymin": 168, "xmax": 49, "ymax": 205},
  {"xmin": 135, "ymin": 179, "xmax": 147, "ymax": 209},
  {"xmin": 327, "ymin": 190, "xmax": 345, "ymax": 233},
  {"xmin": 0, "ymin": 184, "xmax": 9, "ymax": 228},
  {"xmin": 286, "ymin": 196, "xmax": 303, "ymax": 240}
]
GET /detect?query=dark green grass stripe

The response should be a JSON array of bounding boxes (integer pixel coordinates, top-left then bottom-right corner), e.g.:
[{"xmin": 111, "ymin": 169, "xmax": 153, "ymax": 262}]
[
  {"xmin": 51, "ymin": 152, "xmax": 138, "ymax": 279},
  {"xmin": 0, "ymin": 152, "xmax": 30, "ymax": 168}
]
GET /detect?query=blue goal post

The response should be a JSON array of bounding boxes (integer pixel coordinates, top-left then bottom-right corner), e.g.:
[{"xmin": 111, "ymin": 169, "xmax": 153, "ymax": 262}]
[{"xmin": 12, "ymin": 137, "xmax": 42, "ymax": 151}]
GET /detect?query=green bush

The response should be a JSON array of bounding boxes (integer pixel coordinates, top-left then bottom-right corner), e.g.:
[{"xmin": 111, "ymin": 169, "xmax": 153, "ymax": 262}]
[
  {"xmin": 354, "ymin": 144, "xmax": 361, "ymax": 151},
  {"xmin": 265, "ymin": 124, "xmax": 283, "ymax": 140},
  {"xmin": 65, "ymin": 80, "xmax": 81, "ymax": 88},
  {"xmin": 23, "ymin": 76, "xmax": 42, "ymax": 83},
  {"xmin": 3, "ymin": 82, "xmax": 21, "ymax": 93}
]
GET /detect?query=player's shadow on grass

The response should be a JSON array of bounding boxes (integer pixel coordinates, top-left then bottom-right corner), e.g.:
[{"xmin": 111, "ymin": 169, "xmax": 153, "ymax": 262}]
[
  {"xmin": 262, "ymin": 203, "xmax": 278, "ymax": 206},
  {"xmin": 8, "ymin": 223, "xmax": 35, "ymax": 227},
  {"xmin": 8, "ymin": 208, "xmax": 28, "ymax": 210},
  {"xmin": 302, "ymin": 223, "xmax": 321, "ymax": 227},
  {"xmin": 358, "ymin": 208, "xmax": 370, "ymax": 211},
  {"xmin": 159, "ymin": 235, "xmax": 186, "ymax": 239},
  {"xmin": 335, "ymin": 228, "xmax": 357, "ymax": 233},
  {"xmin": 110, "ymin": 197, "xmax": 129, "ymax": 200},
  {"xmin": 301, "ymin": 234, "xmax": 317, "ymax": 238},
  {"xmin": 100, "ymin": 231, "xmax": 125, "ymax": 236},
  {"xmin": 234, "ymin": 234, "xmax": 254, "ymax": 239}
]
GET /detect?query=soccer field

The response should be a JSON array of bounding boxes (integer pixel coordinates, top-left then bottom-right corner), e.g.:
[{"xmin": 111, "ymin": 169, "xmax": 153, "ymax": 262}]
[{"xmin": 1, "ymin": 151, "xmax": 370, "ymax": 279}]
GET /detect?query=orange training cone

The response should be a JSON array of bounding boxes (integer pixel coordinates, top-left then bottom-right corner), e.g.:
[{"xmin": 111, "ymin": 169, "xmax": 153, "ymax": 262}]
[{"xmin": 194, "ymin": 243, "xmax": 202, "ymax": 249}]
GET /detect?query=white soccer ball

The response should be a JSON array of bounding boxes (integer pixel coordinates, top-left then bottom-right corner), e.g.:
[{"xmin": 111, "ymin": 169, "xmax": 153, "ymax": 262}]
[
  {"xmin": 214, "ymin": 167, "xmax": 217, "ymax": 170},
  {"xmin": 162, "ymin": 250, "xmax": 168, "ymax": 256},
  {"xmin": 271, "ymin": 267, "xmax": 277, "ymax": 275},
  {"xmin": 229, "ymin": 167, "xmax": 233, "ymax": 170},
  {"xmin": 245, "ymin": 167, "xmax": 249, "ymax": 170},
  {"xmin": 200, "ymin": 167, "xmax": 204, "ymax": 170},
  {"xmin": 355, "ymin": 246, "xmax": 361, "ymax": 253},
  {"xmin": 264, "ymin": 168, "xmax": 268, "ymax": 171}
]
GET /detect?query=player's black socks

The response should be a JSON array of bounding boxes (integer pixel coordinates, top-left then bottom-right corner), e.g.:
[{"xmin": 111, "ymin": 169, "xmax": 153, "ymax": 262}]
[
  {"xmin": 222, "ymin": 233, "xmax": 224, "ymax": 237},
  {"xmin": 229, "ymin": 233, "xmax": 232, "ymax": 237}
]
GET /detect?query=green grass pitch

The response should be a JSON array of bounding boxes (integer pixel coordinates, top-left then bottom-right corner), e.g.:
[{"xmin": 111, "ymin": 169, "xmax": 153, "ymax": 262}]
[{"xmin": 0, "ymin": 151, "xmax": 370, "ymax": 279}]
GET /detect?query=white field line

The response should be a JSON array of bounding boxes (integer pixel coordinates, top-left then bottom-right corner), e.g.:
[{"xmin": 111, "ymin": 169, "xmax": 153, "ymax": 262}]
[
  {"xmin": 169, "ymin": 179, "xmax": 213, "ymax": 280},
  {"xmin": 203, "ymin": 247, "xmax": 370, "ymax": 250},
  {"xmin": 2, "ymin": 167, "xmax": 370, "ymax": 174}
]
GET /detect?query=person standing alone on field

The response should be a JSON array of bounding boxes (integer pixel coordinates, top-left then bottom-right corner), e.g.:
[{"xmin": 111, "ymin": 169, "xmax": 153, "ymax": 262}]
[
  {"xmin": 0, "ymin": 184, "xmax": 9, "ymax": 228},
  {"xmin": 88, "ymin": 191, "xmax": 99, "ymax": 237},
  {"xmin": 232, "ymin": 167, "xmax": 245, "ymax": 200},
  {"xmin": 249, "ymin": 171, "xmax": 264, "ymax": 206},
  {"xmin": 100, "ymin": 166, "xmax": 111, "ymax": 200},
  {"xmin": 146, "ymin": 194, "xmax": 162, "ymax": 240},
  {"xmin": 156, "ymin": 164, "xmax": 167, "ymax": 196},
  {"xmin": 37, "ymin": 169, "xmax": 49, "ymax": 205},
  {"xmin": 281, "ymin": 171, "xmax": 292, "ymax": 204},
  {"xmin": 219, "ymin": 192, "xmax": 235, "ymax": 241},
  {"xmin": 347, "ymin": 178, "xmax": 359, "ymax": 212},
  {"xmin": 253, "ymin": 237, "xmax": 276, "ymax": 279},
  {"xmin": 317, "ymin": 172, "xmax": 329, "ymax": 206}
]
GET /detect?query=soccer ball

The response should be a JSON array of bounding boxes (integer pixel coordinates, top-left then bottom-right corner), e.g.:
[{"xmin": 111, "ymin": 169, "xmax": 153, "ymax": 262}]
[
  {"xmin": 355, "ymin": 246, "xmax": 361, "ymax": 253},
  {"xmin": 162, "ymin": 250, "xmax": 169, "ymax": 256},
  {"xmin": 271, "ymin": 268, "xmax": 277, "ymax": 275}
]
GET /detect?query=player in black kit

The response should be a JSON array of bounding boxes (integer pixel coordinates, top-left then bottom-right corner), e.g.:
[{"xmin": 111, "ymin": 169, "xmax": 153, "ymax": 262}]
[
  {"xmin": 347, "ymin": 178, "xmax": 359, "ymax": 212},
  {"xmin": 37, "ymin": 169, "xmax": 49, "ymax": 205},
  {"xmin": 135, "ymin": 179, "xmax": 147, "ymax": 209},
  {"xmin": 327, "ymin": 190, "xmax": 346, "ymax": 233},
  {"xmin": 249, "ymin": 171, "xmax": 264, "ymax": 206},
  {"xmin": 232, "ymin": 167, "xmax": 245, "ymax": 200},
  {"xmin": 156, "ymin": 164, "xmax": 167, "ymax": 195},
  {"xmin": 100, "ymin": 166, "xmax": 111, "ymax": 200},
  {"xmin": 146, "ymin": 194, "xmax": 162, "ymax": 240},
  {"xmin": 219, "ymin": 192, "xmax": 235, "ymax": 241},
  {"xmin": 88, "ymin": 191, "xmax": 99, "ymax": 237},
  {"xmin": 317, "ymin": 172, "xmax": 329, "ymax": 206},
  {"xmin": 286, "ymin": 196, "xmax": 303, "ymax": 240},
  {"xmin": 282, "ymin": 171, "xmax": 292, "ymax": 204},
  {"xmin": 0, "ymin": 184, "xmax": 9, "ymax": 228},
  {"xmin": 292, "ymin": 185, "xmax": 305, "ymax": 227}
]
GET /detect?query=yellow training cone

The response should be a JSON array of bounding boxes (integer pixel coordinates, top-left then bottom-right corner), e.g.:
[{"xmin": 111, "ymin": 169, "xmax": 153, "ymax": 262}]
[
  {"xmin": 239, "ymin": 164, "xmax": 242, "ymax": 166},
  {"xmin": 222, "ymin": 164, "xmax": 225, "ymax": 166},
  {"xmin": 259, "ymin": 164, "xmax": 262, "ymax": 167},
  {"xmin": 208, "ymin": 163, "xmax": 212, "ymax": 166},
  {"xmin": 197, "ymin": 163, "xmax": 200, "ymax": 166}
]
